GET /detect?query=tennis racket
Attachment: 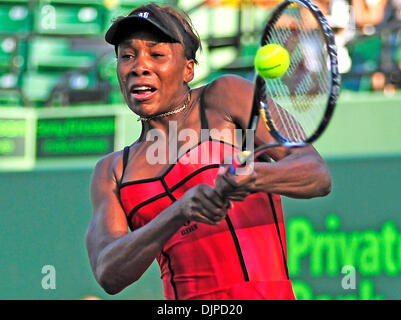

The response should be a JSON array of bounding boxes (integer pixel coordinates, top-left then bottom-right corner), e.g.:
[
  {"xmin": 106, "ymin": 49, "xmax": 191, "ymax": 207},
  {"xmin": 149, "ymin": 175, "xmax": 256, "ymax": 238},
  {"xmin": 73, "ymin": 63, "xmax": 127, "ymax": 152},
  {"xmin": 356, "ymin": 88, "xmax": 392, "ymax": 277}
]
[{"xmin": 229, "ymin": 0, "xmax": 341, "ymax": 173}]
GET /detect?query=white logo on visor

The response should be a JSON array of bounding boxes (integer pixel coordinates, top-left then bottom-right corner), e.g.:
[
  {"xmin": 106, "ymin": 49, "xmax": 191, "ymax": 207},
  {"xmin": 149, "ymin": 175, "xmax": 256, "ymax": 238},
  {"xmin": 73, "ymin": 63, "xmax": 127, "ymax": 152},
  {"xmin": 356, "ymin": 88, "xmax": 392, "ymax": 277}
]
[{"xmin": 138, "ymin": 12, "xmax": 149, "ymax": 19}]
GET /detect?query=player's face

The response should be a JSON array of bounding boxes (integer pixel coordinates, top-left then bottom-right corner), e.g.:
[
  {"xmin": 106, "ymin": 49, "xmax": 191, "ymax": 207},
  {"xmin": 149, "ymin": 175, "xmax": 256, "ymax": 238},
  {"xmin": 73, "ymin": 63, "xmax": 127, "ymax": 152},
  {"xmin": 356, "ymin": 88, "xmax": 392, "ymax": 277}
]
[{"xmin": 117, "ymin": 29, "xmax": 194, "ymax": 117}]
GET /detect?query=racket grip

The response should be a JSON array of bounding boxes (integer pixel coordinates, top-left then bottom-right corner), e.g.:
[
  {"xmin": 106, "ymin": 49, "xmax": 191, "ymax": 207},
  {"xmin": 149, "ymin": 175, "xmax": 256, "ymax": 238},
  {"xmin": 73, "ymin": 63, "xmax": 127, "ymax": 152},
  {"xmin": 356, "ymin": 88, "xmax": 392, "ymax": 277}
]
[
  {"xmin": 228, "ymin": 156, "xmax": 241, "ymax": 174},
  {"xmin": 228, "ymin": 164, "xmax": 236, "ymax": 174},
  {"xmin": 228, "ymin": 151, "xmax": 252, "ymax": 175}
]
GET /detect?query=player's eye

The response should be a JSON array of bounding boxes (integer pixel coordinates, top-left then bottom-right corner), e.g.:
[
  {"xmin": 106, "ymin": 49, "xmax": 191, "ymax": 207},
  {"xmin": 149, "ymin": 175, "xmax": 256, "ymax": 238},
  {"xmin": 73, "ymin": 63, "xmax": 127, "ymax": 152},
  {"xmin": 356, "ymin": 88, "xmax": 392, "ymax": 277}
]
[{"xmin": 121, "ymin": 54, "xmax": 134, "ymax": 59}]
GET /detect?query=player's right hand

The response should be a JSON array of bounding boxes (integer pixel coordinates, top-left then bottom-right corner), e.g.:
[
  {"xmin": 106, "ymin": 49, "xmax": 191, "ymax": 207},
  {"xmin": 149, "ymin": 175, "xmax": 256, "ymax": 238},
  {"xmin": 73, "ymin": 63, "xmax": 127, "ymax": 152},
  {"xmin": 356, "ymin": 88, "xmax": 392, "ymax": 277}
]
[{"xmin": 214, "ymin": 155, "xmax": 257, "ymax": 202}]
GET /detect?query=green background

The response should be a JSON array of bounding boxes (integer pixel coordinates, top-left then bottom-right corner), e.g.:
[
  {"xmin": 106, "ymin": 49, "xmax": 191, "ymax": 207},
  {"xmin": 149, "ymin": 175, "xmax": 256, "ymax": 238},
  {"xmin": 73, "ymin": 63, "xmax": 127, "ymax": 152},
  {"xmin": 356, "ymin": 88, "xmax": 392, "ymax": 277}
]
[{"xmin": 0, "ymin": 92, "xmax": 400, "ymax": 300}]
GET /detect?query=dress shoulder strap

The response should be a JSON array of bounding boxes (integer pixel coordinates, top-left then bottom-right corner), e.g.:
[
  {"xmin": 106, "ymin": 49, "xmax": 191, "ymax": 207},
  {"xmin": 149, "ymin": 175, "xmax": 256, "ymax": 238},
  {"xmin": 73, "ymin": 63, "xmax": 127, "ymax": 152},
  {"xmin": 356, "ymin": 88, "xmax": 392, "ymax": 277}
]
[
  {"xmin": 120, "ymin": 146, "xmax": 130, "ymax": 184},
  {"xmin": 199, "ymin": 84, "xmax": 210, "ymax": 131}
]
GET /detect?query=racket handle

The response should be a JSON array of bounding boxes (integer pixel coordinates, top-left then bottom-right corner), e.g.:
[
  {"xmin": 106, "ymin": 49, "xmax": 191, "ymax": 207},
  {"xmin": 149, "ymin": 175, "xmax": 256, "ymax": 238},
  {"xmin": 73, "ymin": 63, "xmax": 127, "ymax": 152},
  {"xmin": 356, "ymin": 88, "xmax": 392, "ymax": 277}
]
[
  {"xmin": 228, "ymin": 164, "xmax": 237, "ymax": 174},
  {"xmin": 228, "ymin": 151, "xmax": 252, "ymax": 175}
]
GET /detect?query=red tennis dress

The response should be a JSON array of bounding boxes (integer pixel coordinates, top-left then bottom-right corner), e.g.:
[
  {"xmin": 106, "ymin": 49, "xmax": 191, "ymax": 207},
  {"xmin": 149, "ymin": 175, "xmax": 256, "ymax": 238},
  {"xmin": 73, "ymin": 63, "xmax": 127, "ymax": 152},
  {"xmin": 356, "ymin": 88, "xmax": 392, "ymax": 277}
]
[{"xmin": 118, "ymin": 96, "xmax": 295, "ymax": 300}]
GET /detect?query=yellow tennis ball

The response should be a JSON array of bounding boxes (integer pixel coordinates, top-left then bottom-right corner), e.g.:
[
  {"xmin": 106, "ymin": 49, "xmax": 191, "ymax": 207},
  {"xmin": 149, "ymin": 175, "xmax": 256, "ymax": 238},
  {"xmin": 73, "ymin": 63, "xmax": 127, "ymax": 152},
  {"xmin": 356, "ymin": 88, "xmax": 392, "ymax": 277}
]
[
  {"xmin": 254, "ymin": 44, "xmax": 290, "ymax": 79},
  {"xmin": 104, "ymin": 0, "xmax": 119, "ymax": 10}
]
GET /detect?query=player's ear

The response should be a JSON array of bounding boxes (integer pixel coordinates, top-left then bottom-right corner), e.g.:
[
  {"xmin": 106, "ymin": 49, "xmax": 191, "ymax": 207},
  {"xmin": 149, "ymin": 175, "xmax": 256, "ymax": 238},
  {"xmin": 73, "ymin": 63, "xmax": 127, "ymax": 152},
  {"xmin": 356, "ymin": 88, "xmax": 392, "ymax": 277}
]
[{"xmin": 183, "ymin": 59, "xmax": 195, "ymax": 84}]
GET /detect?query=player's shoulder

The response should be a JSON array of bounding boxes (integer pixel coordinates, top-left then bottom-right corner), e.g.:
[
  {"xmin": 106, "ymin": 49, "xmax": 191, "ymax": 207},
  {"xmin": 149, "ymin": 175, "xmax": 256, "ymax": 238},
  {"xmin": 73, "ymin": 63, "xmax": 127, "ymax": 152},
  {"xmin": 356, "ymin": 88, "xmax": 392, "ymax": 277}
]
[
  {"xmin": 202, "ymin": 74, "xmax": 254, "ymax": 123},
  {"xmin": 92, "ymin": 149, "xmax": 125, "ymax": 184},
  {"xmin": 206, "ymin": 74, "xmax": 253, "ymax": 93}
]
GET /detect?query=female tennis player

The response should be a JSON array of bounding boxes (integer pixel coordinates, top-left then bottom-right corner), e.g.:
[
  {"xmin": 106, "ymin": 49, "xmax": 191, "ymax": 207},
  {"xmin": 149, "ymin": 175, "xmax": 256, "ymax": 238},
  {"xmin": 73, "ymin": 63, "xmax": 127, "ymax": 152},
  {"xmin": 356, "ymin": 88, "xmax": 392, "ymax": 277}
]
[{"xmin": 85, "ymin": 3, "xmax": 331, "ymax": 300}]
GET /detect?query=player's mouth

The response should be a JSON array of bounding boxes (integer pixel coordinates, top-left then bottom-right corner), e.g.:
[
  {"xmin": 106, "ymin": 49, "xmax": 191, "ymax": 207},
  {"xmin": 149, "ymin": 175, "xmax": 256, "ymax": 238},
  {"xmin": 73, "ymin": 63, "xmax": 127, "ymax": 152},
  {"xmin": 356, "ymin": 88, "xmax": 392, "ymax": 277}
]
[{"xmin": 130, "ymin": 84, "xmax": 157, "ymax": 101}]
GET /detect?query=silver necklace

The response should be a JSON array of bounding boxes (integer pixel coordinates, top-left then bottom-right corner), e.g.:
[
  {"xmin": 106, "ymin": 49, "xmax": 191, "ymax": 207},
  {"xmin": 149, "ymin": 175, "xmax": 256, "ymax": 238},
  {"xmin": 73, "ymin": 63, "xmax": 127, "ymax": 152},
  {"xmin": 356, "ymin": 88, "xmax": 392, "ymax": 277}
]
[{"xmin": 138, "ymin": 92, "xmax": 191, "ymax": 122}]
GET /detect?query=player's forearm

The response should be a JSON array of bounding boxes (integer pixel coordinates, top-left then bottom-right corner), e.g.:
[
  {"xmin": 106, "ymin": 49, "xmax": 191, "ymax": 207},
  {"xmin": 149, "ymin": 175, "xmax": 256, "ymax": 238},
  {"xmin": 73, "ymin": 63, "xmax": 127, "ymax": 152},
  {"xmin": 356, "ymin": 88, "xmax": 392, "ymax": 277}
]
[
  {"xmin": 253, "ymin": 152, "xmax": 331, "ymax": 199},
  {"xmin": 94, "ymin": 201, "xmax": 187, "ymax": 295}
]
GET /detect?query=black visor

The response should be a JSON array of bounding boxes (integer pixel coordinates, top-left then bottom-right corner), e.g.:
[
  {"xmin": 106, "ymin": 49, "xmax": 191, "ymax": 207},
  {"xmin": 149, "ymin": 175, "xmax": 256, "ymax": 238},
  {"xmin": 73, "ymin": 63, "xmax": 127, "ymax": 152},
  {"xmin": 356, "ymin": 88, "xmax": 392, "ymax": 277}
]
[{"xmin": 105, "ymin": 10, "xmax": 181, "ymax": 45}]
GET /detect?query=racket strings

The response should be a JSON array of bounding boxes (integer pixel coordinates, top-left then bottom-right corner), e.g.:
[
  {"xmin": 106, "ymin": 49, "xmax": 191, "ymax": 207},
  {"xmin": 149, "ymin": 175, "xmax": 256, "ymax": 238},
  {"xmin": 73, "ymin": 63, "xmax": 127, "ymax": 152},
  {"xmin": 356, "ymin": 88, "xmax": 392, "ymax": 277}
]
[
  {"xmin": 296, "ymin": 20, "xmax": 330, "ymax": 134},
  {"xmin": 264, "ymin": 23, "xmax": 305, "ymax": 141},
  {"xmin": 263, "ymin": 3, "xmax": 330, "ymax": 143},
  {"xmin": 266, "ymin": 24, "xmax": 308, "ymax": 141},
  {"xmin": 268, "ymin": 80, "xmax": 305, "ymax": 142}
]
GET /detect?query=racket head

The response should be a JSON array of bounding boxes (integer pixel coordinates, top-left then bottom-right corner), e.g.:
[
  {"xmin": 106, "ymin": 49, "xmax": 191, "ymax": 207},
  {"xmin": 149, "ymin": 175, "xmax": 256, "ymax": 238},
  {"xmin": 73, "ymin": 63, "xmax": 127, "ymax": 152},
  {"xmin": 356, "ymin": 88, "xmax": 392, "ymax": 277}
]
[{"xmin": 255, "ymin": 0, "xmax": 341, "ymax": 146}]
